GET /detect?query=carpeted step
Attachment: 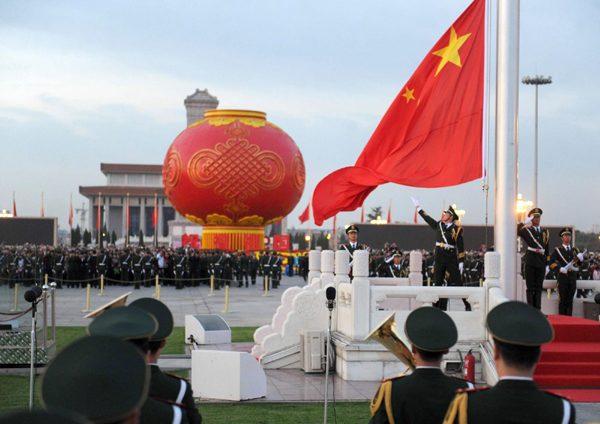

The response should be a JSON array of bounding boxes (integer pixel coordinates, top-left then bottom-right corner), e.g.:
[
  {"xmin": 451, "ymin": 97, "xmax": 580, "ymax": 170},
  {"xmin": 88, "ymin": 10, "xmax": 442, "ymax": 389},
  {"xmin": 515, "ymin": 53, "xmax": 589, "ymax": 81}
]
[
  {"xmin": 534, "ymin": 375, "xmax": 600, "ymax": 388},
  {"xmin": 540, "ymin": 342, "xmax": 600, "ymax": 362},
  {"xmin": 547, "ymin": 315, "xmax": 600, "ymax": 343},
  {"xmin": 535, "ymin": 362, "xmax": 600, "ymax": 376}
]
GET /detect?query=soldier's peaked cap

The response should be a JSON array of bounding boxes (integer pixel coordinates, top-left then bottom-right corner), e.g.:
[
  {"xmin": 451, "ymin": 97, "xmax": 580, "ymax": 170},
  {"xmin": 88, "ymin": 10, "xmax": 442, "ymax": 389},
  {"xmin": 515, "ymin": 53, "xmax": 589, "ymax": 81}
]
[
  {"xmin": 528, "ymin": 208, "xmax": 543, "ymax": 217},
  {"xmin": 405, "ymin": 307, "xmax": 458, "ymax": 352},
  {"xmin": 87, "ymin": 306, "xmax": 157, "ymax": 340},
  {"xmin": 559, "ymin": 227, "xmax": 572, "ymax": 237},
  {"xmin": 129, "ymin": 298, "xmax": 174, "ymax": 341},
  {"xmin": 346, "ymin": 225, "xmax": 359, "ymax": 234},
  {"xmin": 392, "ymin": 249, "xmax": 402, "ymax": 257},
  {"xmin": 41, "ymin": 335, "xmax": 150, "ymax": 423},
  {"xmin": 444, "ymin": 205, "xmax": 460, "ymax": 221},
  {"xmin": 487, "ymin": 301, "xmax": 554, "ymax": 346}
]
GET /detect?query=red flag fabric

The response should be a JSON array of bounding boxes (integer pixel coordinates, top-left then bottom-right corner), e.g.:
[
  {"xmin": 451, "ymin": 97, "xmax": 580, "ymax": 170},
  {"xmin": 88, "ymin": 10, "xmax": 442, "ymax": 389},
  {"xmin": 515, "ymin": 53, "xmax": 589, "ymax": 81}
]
[
  {"xmin": 360, "ymin": 205, "xmax": 364, "ymax": 223},
  {"xmin": 414, "ymin": 208, "xmax": 418, "ymax": 224},
  {"xmin": 313, "ymin": 0, "xmax": 486, "ymax": 226},
  {"xmin": 152, "ymin": 201, "xmax": 158, "ymax": 228},
  {"xmin": 12, "ymin": 194, "xmax": 17, "ymax": 217},
  {"xmin": 69, "ymin": 202, "xmax": 73, "ymax": 228},
  {"xmin": 298, "ymin": 201, "xmax": 311, "ymax": 224},
  {"xmin": 97, "ymin": 194, "xmax": 101, "ymax": 231},
  {"xmin": 387, "ymin": 200, "xmax": 392, "ymax": 223}
]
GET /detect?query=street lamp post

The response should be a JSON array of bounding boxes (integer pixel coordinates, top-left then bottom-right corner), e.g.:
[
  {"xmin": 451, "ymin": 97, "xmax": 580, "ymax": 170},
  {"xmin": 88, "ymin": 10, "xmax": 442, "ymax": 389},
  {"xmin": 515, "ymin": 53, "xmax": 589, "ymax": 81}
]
[{"xmin": 522, "ymin": 75, "xmax": 552, "ymax": 207}]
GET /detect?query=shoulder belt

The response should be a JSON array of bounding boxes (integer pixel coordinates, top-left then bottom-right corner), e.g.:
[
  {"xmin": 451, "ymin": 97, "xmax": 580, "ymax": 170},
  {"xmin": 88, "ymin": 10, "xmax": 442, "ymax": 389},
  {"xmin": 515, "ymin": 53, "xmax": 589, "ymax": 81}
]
[
  {"xmin": 149, "ymin": 395, "xmax": 193, "ymax": 412},
  {"xmin": 370, "ymin": 380, "xmax": 396, "ymax": 424},
  {"xmin": 341, "ymin": 244, "xmax": 353, "ymax": 258},
  {"xmin": 101, "ymin": 255, "xmax": 107, "ymax": 265},
  {"xmin": 439, "ymin": 222, "xmax": 450, "ymax": 245},
  {"xmin": 525, "ymin": 228, "xmax": 545, "ymax": 250},
  {"xmin": 137, "ymin": 256, "xmax": 143, "ymax": 265},
  {"xmin": 556, "ymin": 248, "xmax": 569, "ymax": 265}
]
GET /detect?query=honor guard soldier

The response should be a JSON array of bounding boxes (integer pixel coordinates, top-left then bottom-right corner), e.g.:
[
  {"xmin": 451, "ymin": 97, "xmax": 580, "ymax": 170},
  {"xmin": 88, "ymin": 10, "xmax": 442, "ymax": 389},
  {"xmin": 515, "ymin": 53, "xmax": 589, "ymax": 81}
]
[
  {"xmin": 412, "ymin": 198, "xmax": 469, "ymax": 311},
  {"xmin": 97, "ymin": 249, "xmax": 108, "ymax": 287},
  {"xmin": 517, "ymin": 208, "xmax": 550, "ymax": 310},
  {"xmin": 212, "ymin": 250, "xmax": 223, "ymax": 289},
  {"xmin": 549, "ymin": 228, "xmax": 583, "ymax": 316},
  {"xmin": 577, "ymin": 253, "xmax": 591, "ymax": 298},
  {"xmin": 370, "ymin": 307, "xmax": 472, "ymax": 424},
  {"xmin": 52, "ymin": 248, "xmax": 65, "ymax": 288},
  {"xmin": 239, "ymin": 252, "xmax": 250, "ymax": 287},
  {"xmin": 87, "ymin": 307, "xmax": 188, "ymax": 424},
  {"xmin": 339, "ymin": 224, "xmax": 367, "ymax": 277},
  {"xmin": 377, "ymin": 249, "xmax": 404, "ymax": 278},
  {"xmin": 23, "ymin": 251, "xmax": 33, "ymax": 287},
  {"xmin": 249, "ymin": 253, "xmax": 259, "ymax": 285},
  {"xmin": 41, "ymin": 335, "xmax": 151, "ymax": 424},
  {"xmin": 444, "ymin": 301, "xmax": 575, "ymax": 424},
  {"xmin": 261, "ymin": 251, "xmax": 272, "ymax": 288},
  {"xmin": 129, "ymin": 298, "xmax": 202, "ymax": 424},
  {"xmin": 271, "ymin": 251, "xmax": 282, "ymax": 289},
  {"xmin": 132, "ymin": 248, "xmax": 143, "ymax": 290},
  {"xmin": 174, "ymin": 248, "xmax": 186, "ymax": 290},
  {"xmin": 119, "ymin": 248, "xmax": 131, "ymax": 286},
  {"xmin": 143, "ymin": 249, "xmax": 155, "ymax": 288}
]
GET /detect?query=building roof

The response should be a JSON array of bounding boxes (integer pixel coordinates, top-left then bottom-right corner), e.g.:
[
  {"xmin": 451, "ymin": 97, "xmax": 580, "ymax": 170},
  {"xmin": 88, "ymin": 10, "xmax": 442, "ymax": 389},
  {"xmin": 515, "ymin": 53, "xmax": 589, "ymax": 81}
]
[
  {"xmin": 184, "ymin": 88, "xmax": 219, "ymax": 104},
  {"xmin": 79, "ymin": 186, "xmax": 167, "ymax": 197},
  {"xmin": 100, "ymin": 163, "xmax": 163, "ymax": 175}
]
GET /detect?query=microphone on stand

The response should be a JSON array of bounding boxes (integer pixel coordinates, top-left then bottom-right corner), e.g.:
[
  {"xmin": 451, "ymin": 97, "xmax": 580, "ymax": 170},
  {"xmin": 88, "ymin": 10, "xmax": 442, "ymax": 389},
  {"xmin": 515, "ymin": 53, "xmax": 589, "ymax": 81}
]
[
  {"xmin": 326, "ymin": 286, "xmax": 336, "ymax": 311},
  {"xmin": 24, "ymin": 286, "xmax": 43, "ymax": 303}
]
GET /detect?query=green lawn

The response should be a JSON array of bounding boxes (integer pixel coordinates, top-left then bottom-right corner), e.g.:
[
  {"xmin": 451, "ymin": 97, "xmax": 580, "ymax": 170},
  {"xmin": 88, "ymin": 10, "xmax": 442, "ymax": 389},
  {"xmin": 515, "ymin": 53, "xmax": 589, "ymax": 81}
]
[{"xmin": 54, "ymin": 326, "xmax": 258, "ymax": 353}]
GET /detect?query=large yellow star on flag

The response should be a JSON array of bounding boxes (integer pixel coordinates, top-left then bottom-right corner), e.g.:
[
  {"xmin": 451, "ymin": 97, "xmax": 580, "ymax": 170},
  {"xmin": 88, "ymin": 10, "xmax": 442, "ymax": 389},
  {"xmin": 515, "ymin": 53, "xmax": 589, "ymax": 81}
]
[
  {"xmin": 401, "ymin": 87, "xmax": 415, "ymax": 103},
  {"xmin": 432, "ymin": 26, "xmax": 471, "ymax": 76}
]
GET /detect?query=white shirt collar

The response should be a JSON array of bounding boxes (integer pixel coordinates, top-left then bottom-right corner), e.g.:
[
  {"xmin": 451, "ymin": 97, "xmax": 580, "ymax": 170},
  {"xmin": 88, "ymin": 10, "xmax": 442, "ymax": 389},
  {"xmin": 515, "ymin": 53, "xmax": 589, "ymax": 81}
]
[
  {"xmin": 562, "ymin": 244, "xmax": 570, "ymax": 249},
  {"xmin": 415, "ymin": 366, "xmax": 442, "ymax": 370},
  {"xmin": 499, "ymin": 376, "xmax": 534, "ymax": 381}
]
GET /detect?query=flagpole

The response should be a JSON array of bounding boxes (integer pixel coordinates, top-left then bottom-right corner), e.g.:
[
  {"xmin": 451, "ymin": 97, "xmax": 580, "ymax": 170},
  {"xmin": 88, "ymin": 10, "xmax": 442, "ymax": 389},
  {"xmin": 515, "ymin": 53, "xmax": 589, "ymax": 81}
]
[
  {"xmin": 495, "ymin": 0, "xmax": 520, "ymax": 300},
  {"xmin": 126, "ymin": 193, "xmax": 130, "ymax": 246}
]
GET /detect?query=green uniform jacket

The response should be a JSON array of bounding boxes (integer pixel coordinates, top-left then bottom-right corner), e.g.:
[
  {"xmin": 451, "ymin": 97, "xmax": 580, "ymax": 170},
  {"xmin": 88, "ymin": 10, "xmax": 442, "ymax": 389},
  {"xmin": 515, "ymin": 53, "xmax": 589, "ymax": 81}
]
[
  {"xmin": 517, "ymin": 223, "xmax": 550, "ymax": 267},
  {"xmin": 149, "ymin": 365, "xmax": 202, "ymax": 424},
  {"xmin": 444, "ymin": 379, "xmax": 575, "ymax": 424},
  {"xmin": 370, "ymin": 368, "xmax": 471, "ymax": 424},
  {"xmin": 139, "ymin": 396, "xmax": 188, "ymax": 424}
]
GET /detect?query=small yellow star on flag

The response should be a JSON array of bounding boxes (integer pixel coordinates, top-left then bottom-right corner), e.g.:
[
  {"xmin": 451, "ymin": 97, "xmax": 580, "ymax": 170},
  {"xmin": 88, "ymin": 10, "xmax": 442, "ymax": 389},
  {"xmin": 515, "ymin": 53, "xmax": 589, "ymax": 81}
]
[
  {"xmin": 432, "ymin": 26, "xmax": 471, "ymax": 76},
  {"xmin": 402, "ymin": 87, "xmax": 416, "ymax": 103}
]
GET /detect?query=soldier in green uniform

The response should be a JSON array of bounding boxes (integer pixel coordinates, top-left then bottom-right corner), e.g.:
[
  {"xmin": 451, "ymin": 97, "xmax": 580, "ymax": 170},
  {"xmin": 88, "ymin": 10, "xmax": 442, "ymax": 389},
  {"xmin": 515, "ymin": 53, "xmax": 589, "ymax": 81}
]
[
  {"xmin": 549, "ymin": 228, "xmax": 583, "ymax": 316},
  {"xmin": 7, "ymin": 249, "xmax": 17, "ymax": 289},
  {"xmin": 517, "ymin": 208, "xmax": 550, "ymax": 310},
  {"xmin": 119, "ymin": 248, "xmax": 131, "ymax": 287},
  {"xmin": 143, "ymin": 249, "xmax": 154, "ymax": 288},
  {"xmin": 41, "ymin": 335, "xmax": 152, "ymax": 424},
  {"xmin": 132, "ymin": 248, "xmax": 143, "ymax": 290},
  {"xmin": 577, "ymin": 253, "xmax": 591, "ymax": 298},
  {"xmin": 173, "ymin": 248, "xmax": 186, "ymax": 290},
  {"xmin": 238, "ymin": 252, "xmax": 249, "ymax": 288},
  {"xmin": 23, "ymin": 250, "xmax": 34, "ymax": 287},
  {"xmin": 212, "ymin": 250, "xmax": 223, "ymax": 289},
  {"xmin": 370, "ymin": 307, "xmax": 472, "ymax": 424},
  {"xmin": 412, "ymin": 198, "xmax": 469, "ymax": 311},
  {"xmin": 0, "ymin": 247, "xmax": 8, "ymax": 286},
  {"xmin": 443, "ymin": 301, "xmax": 575, "ymax": 424},
  {"xmin": 424, "ymin": 251, "xmax": 434, "ymax": 285},
  {"xmin": 248, "ymin": 252, "xmax": 259, "ymax": 285},
  {"xmin": 339, "ymin": 224, "xmax": 367, "ymax": 278},
  {"xmin": 377, "ymin": 249, "xmax": 404, "ymax": 278},
  {"xmin": 129, "ymin": 298, "xmax": 202, "ymax": 424},
  {"xmin": 271, "ymin": 251, "xmax": 282, "ymax": 289},
  {"xmin": 96, "ymin": 248, "xmax": 108, "ymax": 288},
  {"xmin": 52, "ymin": 248, "xmax": 65, "ymax": 289},
  {"xmin": 87, "ymin": 307, "xmax": 188, "ymax": 423}
]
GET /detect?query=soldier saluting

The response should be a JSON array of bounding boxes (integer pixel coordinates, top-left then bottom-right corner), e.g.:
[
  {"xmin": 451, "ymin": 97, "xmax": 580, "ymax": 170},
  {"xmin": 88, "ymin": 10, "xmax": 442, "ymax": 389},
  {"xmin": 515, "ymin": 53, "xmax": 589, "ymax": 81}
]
[
  {"xmin": 412, "ymin": 198, "xmax": 469, "ymax": 311},
  {"xmin": 339, "ymin": 224, "xmax": 367, "ymax": 278},
  {"xmin": 377, "ymin": 249, "xmax": 404, "ymax": 278},
  {"xmin": 517, "ymin": 208, "xmax": 549, "ymax": 310},
  {"xmin": 549, "ymin": 228, "xmax": 583, "ymax": 316}
]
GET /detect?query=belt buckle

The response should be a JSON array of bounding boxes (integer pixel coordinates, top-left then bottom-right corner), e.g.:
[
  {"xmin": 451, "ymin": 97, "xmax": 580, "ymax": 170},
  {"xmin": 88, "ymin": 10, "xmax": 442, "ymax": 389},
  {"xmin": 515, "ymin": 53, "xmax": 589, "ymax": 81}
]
[{"xmin": 440, "ymin": 243, "xmax": 444, "ymax": 248}]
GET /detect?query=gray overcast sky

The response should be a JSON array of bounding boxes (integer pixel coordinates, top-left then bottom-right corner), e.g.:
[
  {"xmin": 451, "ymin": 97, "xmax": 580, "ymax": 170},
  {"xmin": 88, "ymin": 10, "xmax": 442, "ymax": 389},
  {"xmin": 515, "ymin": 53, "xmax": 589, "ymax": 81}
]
[{"xmin": 1, "ymin": 0, "xmax": 599, "ymax": 234}]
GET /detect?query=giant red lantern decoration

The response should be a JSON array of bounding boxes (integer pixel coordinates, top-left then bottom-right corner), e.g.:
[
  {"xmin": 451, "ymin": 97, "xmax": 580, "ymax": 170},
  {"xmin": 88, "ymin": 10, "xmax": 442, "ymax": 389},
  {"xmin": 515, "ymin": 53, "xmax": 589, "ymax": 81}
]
[{"xmin": 163, "ymin": 110, "xmax": 305, "ymax": 250}]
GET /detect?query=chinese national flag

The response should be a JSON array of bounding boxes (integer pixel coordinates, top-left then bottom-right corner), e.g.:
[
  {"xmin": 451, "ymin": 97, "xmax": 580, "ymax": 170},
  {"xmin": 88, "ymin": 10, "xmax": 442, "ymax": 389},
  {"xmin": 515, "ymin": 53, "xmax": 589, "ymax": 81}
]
[
  {"xmin": 69, "ymin": 201, "xmax": 73, "ymax": 228},
  {"xmin": 298, "ymin": 200, "xmax": 311, "ymax": 224},
  {"xmin": 313, "ymin": 0, "xmax": 486, "ymax": 225},
  {"xmin": 97, "ymin": 194, "xmax": 101, "ymax": 231},
  {"xmin": 387, "ymin": 199, "xmax": 392, "ymax": 223},
  {"xmin": 13, "ymin": 193, "xmax": 17, "ymax": 217},
  {"xmin": 152, "ymin": 200, "xmax": 158, "ymax": 228}
]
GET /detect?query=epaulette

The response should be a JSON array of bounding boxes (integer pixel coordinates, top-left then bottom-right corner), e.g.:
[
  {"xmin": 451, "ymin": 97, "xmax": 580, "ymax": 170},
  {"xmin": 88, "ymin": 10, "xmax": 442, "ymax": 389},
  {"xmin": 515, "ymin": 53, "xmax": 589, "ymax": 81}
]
[
  {"xmin": 456, "ymin": 385, "xmax": 489, "ymax": 394},
  {"xmin": 381, "ymin": 373, "xmax": 408, "ymax": 383},
  {"xmin": 542, "ymin": 389, "xmax": 572, "ymax": 402},
  {"xmin": 165, "ymin": 372, "xmax": 190, "ymax": 382}
]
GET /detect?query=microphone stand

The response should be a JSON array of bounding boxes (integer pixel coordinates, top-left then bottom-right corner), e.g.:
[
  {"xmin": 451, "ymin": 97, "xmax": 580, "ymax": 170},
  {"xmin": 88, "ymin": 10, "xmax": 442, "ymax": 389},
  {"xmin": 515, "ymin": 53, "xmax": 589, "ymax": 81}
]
[
  {"xmin": 29, "ymin": 298, "xmax": 39, "ymax": 411},
  {"xmin": 324, "ymin": 300, "xmax": 334, "ymax": 424}
]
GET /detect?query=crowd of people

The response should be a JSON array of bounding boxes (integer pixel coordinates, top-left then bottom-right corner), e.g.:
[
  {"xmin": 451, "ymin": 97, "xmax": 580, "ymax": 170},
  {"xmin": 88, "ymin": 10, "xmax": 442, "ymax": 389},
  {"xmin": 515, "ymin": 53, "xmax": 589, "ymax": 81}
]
[{"xmin": 0, "ymin": 244, "xmax": 312, "ymax": 290}]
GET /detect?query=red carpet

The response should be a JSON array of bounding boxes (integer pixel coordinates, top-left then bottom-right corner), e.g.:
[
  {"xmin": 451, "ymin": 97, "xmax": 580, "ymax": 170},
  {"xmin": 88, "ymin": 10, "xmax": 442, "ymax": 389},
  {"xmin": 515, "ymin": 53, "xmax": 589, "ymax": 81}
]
[{"xmin": 534, "ymin": 315, "xmax": 600, "ymax": 402}]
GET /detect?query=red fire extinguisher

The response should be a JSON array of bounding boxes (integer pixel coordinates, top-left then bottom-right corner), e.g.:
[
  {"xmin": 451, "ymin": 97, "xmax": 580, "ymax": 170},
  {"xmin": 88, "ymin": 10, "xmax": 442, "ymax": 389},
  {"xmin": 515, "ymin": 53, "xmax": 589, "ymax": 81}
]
[{"xmin": 464, "ymin": 349, "xmax": 475, "ymax": 383}]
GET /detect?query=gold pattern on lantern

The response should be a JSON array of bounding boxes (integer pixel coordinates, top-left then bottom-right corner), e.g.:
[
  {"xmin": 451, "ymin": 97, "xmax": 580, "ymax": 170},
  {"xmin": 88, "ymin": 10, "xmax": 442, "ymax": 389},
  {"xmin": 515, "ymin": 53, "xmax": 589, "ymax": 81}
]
[
  {"xmin": 205, "ymin": 214, "xmax": 234, "ymax": 225},
  {"xmin": 264, "ymin": 216, "xmax": 284, "ymax": 226},
  {"xmin": 185, "ymin": 214, "xmax": 206, "ymax": 225},
  {"xmin": 238, "ymin": 215, "xmax": 264, "ymax": 226}
]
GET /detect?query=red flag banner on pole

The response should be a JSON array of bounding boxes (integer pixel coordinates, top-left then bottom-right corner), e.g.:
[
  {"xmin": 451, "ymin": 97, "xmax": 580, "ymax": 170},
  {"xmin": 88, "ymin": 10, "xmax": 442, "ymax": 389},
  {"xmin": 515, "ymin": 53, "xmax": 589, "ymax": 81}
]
[
  {"xmin": 152, "ymin": 196, "xmax": 158, "ymax": 228},
  {"xmin": 298, "ymin": 200, "xmax": 311, "ymax": 224},
  {"xmin": 97, "ymin": 193, "xmax": 101, "ymax": 231},
  {"xmin": 126, "ymin": 193, "xmax": 130, "ymax": 229},
  {"xmin": 414, "ymin": 208, "xmax": 418, "ymax": 224},
  {"xmin": 360, "ymin": 205, "xmax": 364, "ymax": 223},
  {"xmin": 12, "ymin": 192, "xmax": 17, "ymax": 217},
  {"xmin": 387, "ymin": 199, "xmax": 392, "ymax": 223},
  {"xmin": 69, "ymin": 193, "xmax": 73, "ymax": 228},
  {"xmin": 312, "ymin": 0, "xmax": 486, "ymax": 226}
]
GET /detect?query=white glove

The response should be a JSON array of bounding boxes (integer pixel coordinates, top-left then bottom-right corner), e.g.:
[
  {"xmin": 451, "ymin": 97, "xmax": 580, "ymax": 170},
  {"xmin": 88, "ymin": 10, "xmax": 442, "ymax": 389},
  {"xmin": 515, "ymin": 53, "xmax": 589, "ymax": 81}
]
[
  {"xmin": 545, "ymin": 266, "xmax": 549, "ymax": 276},
  {"xmin": 559, "ymin": 267, "xmax": 568, "ymax": 274},
  {"xmin": 411, "ymin": 196, "xmax": 419, "ymax": 207},
  {"xmin": 459, "ymin": 262, "xmax": 464, "ymax": 273},
  {"xmin": 524, "ymin": 216, "xmax": 533, "ymax": 226},
  {"xmin": 577, "ymin": 253, "xmax": 584, "ymax": 262}
]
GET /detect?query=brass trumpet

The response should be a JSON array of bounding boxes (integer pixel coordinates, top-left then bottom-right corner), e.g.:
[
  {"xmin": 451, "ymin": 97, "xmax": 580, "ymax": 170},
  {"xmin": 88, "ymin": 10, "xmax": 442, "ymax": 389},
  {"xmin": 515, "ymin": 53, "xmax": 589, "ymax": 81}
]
[{"xmin": 365, "ymin": 312, "xmax": 416, "ymax": 371}]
